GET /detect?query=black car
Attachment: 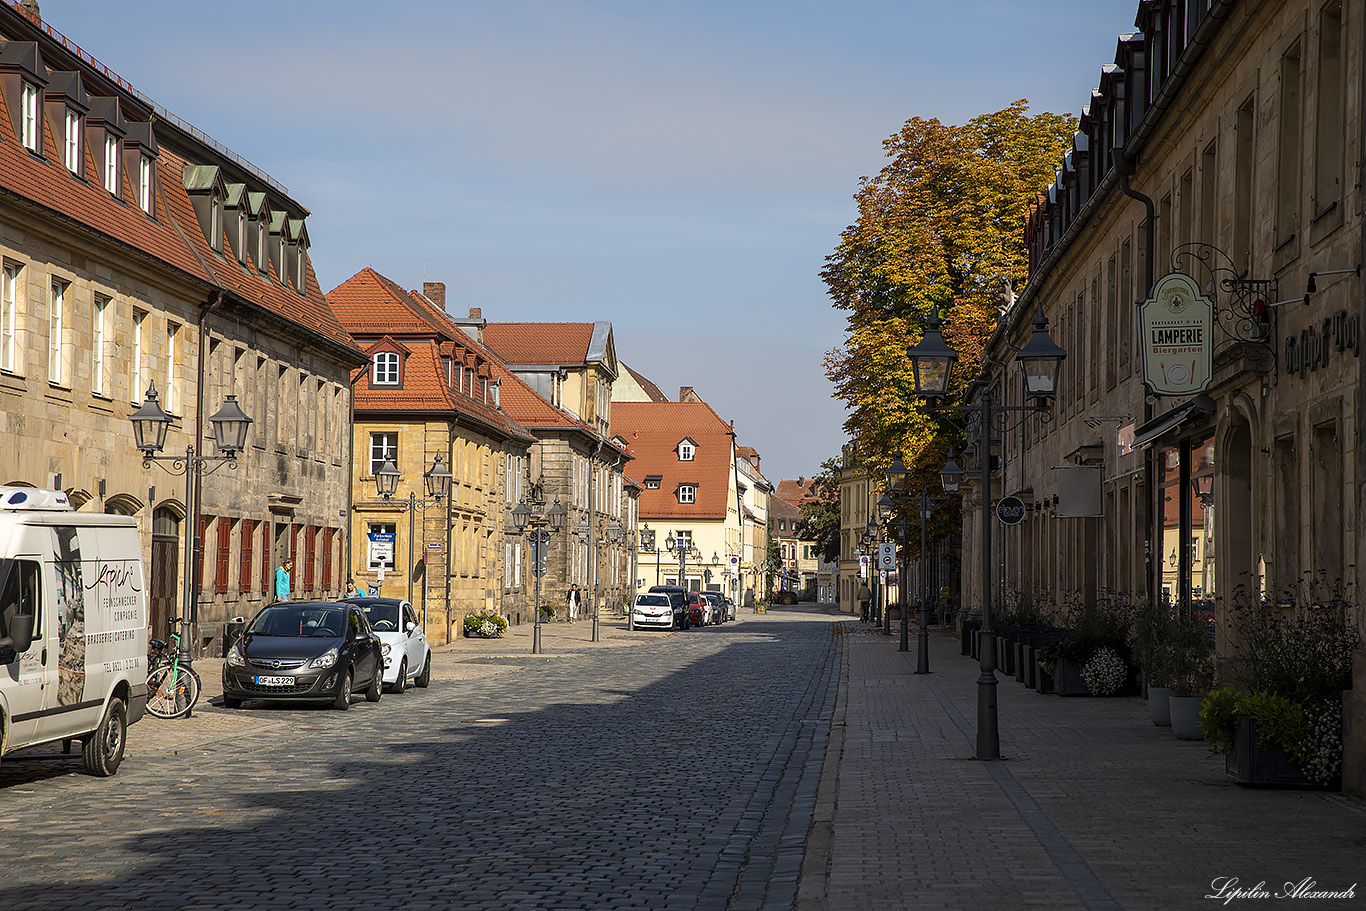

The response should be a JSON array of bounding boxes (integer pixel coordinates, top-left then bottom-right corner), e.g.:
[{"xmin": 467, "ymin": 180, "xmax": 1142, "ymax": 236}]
[{"xmin": 222, "ymin": 601, "xmax": 385, "ymax": 710}]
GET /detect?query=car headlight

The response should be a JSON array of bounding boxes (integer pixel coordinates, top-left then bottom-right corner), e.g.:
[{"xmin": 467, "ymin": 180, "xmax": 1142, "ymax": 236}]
[
  {"xmin": 381, "ymin": 642, "xmax": 391, "ymax": 656},
  {"xmin": 227, "ymin": 642, "xmax": 246, "ymax": 667},
  {"xmin": 310, "ymin": 647, "xmax": 339, "ymax": 669}
]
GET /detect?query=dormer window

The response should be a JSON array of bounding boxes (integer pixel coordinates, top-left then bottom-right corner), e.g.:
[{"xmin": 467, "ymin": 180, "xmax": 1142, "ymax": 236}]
[
  {"xmin": 138, "ymin": 154, "xmax": 153, "ymax": 212},
  {"xmin": 678, "ymin": 438, "xmax": 696, "ymax": 461},
  {"xmin": 19, "ymin": 81, "xmax": 39, "ymax": 152},
  {"xmin": 63, "ymin": 108, "xmax": 81, "ymax": 173},
  {"xmin": 183, "ymin": 165, "xmax": 226, "ymax": 254},
  {"xmin": 645, "ymin": 475, "xmax": 662, "ymax": 490},
  {"xmin": 102, "ymin": 134, "xmax": 119, "ymax": 192},
  {"xmin": 373, "ymin": 352, "xmax": 399, "ymax": 385},
  {"xmin": 678, "ymin": 484, "xmax": 696, "ymax": 504}
]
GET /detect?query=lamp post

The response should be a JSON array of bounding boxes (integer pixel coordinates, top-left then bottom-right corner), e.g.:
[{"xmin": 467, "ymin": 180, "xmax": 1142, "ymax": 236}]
[
  {"xmin": 374, "ymin": 453, "xmax": 452, "ymax": 631},
  {"xmin": 907, "ymin": 305, "xmax": 1066, "ymax": 761},
  {"xmin": 130, "ymin": 381, "xmax": 252, "ymax": 673},
  {"xmin": 665, "ymin": 532, "xmax": 701, "ymax": 593},
  {"xmin": 511, "ymin": 495, "xmax": 567, "ymax": 654},
  {"xmin": 576, "ymin": 517, "xmax": 624, "ymax": 641}
]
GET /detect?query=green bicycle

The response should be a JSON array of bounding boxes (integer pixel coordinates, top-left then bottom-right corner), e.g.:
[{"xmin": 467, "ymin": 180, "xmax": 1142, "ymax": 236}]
[{"xmin": 146, "ymin": 620, "xmax": 202, "ymax": 719}]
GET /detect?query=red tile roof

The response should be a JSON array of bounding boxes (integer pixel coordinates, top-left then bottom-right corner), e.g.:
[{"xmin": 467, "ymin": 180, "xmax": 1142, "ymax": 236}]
[
  {"xmin": 325, "ymin": 268, "xmax": 534, "ymax": 442},
  {"xmin": 610, "ymin": 401, "xmax": 735, "ymax": 520},
  {"xmin": 776, "ymin": 478, "xmax": 818, "ymax": 505},
  {"xmin": 0, "ymin": 49, "xmax": 360, "ymax": 359},
  {"xmin": 483, "ymin": 322, "xmax": 594, "ymax": 365}
]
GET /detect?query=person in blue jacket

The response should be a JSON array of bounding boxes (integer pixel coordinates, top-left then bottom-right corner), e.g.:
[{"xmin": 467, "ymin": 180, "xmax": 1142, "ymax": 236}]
[{"xmin": 275, "ymin": 558, "xmax": 293, "ymax": 602}]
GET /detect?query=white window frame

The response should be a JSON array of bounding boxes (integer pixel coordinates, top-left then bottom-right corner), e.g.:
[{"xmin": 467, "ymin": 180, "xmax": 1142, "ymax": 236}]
[
  {"xmin": 165, "ymin": 321, "xmax": 179, "ymax": 412},
  {"xmin": 679, "ymin": 441, "xmax": 695, "ymax": 461},
  {"xmin": 678, "ymin": 485, "xmax": 696, "ymax": 504},
  {"xmin": 138, "ymin": 154, "xmax": 153, "ymax": 213},
  {"xmin": 370, "ymin": 432, "xmax": 398, "ymax": 475},
  {"xmin": 63, "ymin": 108, "xmax": 81, "ymax": 173},
  {"xmin": 20, "ymin": 81, "xmax": 38, "ymax": 152},
  {"xmin": 48, "ymin": 280, "xmax": 65, "ymax": 386},
  {"xmin": 372, "ymin": 351, "xmax": 399, "ymax": 385},
  {"xmin": 1, "ymin": 264, "xmax": 18, "ymax": 373},
  {"xmin": 92, "ymin": 294, "xmax": 108, "ymax": 396},
  {"xmin": 131, "ymin": 309, "xmax": 146, "ymax": 402},
  {"xmin": 103, "ymin": 134, "xmax": 119, "ymax": 193}
]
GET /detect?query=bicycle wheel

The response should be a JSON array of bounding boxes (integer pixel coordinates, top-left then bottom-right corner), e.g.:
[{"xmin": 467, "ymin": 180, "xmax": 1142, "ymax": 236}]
[{"xmin": 146, "ymin": 665, "xmax": 201, "ymax": 718}]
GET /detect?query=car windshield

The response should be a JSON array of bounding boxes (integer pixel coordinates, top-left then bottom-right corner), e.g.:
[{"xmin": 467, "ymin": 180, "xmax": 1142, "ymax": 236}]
[
  {"xmin": 247, "ymin": 605, "xmax": 346, "ymax": 637},
  {"xmin": 358, "ymin": 602, "xmax": 401, "ymax": 630},
  {"xmin": 636, "ymin": 595, "xmax": 669, "ymax": 606}
]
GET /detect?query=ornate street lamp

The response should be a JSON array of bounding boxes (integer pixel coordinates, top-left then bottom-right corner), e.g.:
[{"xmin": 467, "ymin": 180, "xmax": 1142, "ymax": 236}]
[
  {"xmin": 509, "ymin": 495, "xmax": 567, "ymax": 654},
  {"xmin": 129, "ymin": 382, "xmax": 253, "ymax": 680},
  {"xmin": 375, "ymin": 454, "xmax": 451, "ymax": 623},
  {"xmin": 908, "ymin": 303, "xmax": 1065, "ymax": 761}
]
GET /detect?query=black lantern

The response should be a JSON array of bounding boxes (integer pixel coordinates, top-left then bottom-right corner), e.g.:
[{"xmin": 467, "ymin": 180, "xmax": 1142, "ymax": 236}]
[
  {"xmin": 207, "ymin": 394, "xmax": 252, "ymax": 456},
  {"xmin": 424, "ymin": 453, "xmax": 453, "ymax": 499},
  {"xmin": 546, "ymin": 499, "xmax": 568, "ymax": 530},
  {"xmin": 511, "ymin": 500, "xmax": 532, "ymax": 530},
  {"xmin": 886, "ymin": 451, "xmax": 908, "ymax": 493},
  {"xmin": 939, "ymin": 454, "xmax": 965, "ymax": 493},
  {"xmin": 1015, "ymin": 306, "xmax": 1067, "ymax": 404},
  {"xmin": 375, "ymin": 459, "xmax": 401, "ymax": 499},
  {"xmin": 906, "ymin": 307, "xmax": 958, "ymax": 399},
  {"xmin": 129, "ymin": 383, "xmax": 172, "ymax": 455}
]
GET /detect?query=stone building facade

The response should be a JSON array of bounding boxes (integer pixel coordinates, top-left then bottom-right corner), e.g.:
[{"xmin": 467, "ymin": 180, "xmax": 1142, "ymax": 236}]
[
  {"xmin": 0, "ymin": 4, "xmax": 363, "ymax": 654},
  {"xmin": 325, "ymin": 271, "xmax": 536, "ymax": 646},
  {"xmin": 966, "ymin": 0, "xmax": 1365, "ymax": 794}
]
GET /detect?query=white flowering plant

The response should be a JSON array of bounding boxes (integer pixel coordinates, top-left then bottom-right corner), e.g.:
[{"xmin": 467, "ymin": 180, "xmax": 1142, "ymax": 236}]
[
  {"xmin": 1081, "ymin": 646, "xmax": 1128, "ymax": 696},
  {"xmin": 462, "ymin": 611, "xmax": 508, "ymax": 638}
]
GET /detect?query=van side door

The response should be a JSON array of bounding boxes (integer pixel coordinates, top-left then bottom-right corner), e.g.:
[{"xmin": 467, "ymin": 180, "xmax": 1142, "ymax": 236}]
[{"xmin": 0, "ymin": 558, "xmax": 50, "ymax": 752}]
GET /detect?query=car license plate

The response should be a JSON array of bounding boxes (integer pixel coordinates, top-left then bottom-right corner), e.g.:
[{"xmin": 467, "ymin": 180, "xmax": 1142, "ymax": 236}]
[{"xmin": 254, "ymin": 675, "xmax": 294, "ymax": 686}]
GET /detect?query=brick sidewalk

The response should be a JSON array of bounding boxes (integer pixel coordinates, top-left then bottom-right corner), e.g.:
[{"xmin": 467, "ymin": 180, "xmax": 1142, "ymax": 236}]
[{"xmin": 801, "ymin": 620, "xmax": 1366, "ymax": 911}]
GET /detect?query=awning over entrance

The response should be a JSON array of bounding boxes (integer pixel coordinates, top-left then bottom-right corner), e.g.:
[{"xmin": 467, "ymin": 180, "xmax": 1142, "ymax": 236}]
[{"xmin": 1131, "ymin": 395, "xmax": 1215, "ymax": 450}]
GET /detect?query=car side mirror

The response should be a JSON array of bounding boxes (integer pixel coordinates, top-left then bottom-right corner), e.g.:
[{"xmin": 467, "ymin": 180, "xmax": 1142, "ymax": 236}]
[
  {"xmin": 405, "ymin": 621, "xmax": 417, "ymax": 633},
  {"xmin": 0, "ymin": 609, "xmax": 36, "ymax": 658}
]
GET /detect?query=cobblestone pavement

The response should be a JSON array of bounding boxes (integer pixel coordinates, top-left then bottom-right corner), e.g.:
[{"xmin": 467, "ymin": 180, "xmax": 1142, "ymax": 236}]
[
  {"xmin": 0, "ymin": 607, "xmax": 837, "ymax": 911},
  {"xmin": 798, "ymin": 621, "xmax": 1366, "ymax": 911}
]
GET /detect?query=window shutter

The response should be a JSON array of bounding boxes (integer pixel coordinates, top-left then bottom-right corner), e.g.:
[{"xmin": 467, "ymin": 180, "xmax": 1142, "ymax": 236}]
[
  {"xmin": 215, "ymin": 518, "xmax": 232, "ymax": 593},
  {"xmin": 239, "ymin": 519, "xmax": 255, "ymax": 592}
]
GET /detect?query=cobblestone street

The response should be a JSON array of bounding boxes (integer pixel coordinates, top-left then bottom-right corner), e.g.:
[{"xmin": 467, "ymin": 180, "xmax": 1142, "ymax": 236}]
[{"xmin": 0, "ymin": 608, "xmax": 837, "ymax": 911}]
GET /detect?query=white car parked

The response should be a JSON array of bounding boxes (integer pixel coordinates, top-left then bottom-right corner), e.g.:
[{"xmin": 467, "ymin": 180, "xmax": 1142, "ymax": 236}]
[
  {"xmin": 632, "ymin": 592, "xmax": 683, "ymax": 630},
  {"xmin": 344, "ymin": 598, "xmax": 431, "ymax": 692}
]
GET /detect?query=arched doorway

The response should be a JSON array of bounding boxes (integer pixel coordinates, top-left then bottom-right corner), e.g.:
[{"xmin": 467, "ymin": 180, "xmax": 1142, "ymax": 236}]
[
  {"xmin": 1219, "ymin": 415, "xmax": 1255, "ymax": 653},
  {"xmin": 151, "ymin": 507, "xmax": 181, "ymax": 640}
]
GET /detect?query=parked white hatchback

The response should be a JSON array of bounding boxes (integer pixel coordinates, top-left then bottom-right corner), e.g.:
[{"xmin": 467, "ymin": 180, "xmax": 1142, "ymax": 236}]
[{"xmin": 343, "ymin": 598, "xmax": 431, "ymax": 693}]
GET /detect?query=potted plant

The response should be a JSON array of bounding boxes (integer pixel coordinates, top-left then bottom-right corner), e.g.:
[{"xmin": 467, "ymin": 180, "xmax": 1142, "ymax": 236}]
[
  {"xmin": 463, "ymin": 611, "xmax": 508, "ymax": 638},
  {"xmin": 1199, "ymin": 583, "xmax": 1356, "ymax": 788},
  {"xmin": 1166, "ymin": 617, "xmax": 1214, "ymax": 740},
  {"xmin": 1041, "ymin": 599, "xmax": 1136, "ymax": 696}
]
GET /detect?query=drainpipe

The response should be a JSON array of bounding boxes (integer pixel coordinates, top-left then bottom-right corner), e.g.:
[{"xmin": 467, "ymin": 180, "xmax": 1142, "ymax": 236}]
[{"xmin": 1114, "ymin": 150, "xmax": 1157, "ymax": 608}]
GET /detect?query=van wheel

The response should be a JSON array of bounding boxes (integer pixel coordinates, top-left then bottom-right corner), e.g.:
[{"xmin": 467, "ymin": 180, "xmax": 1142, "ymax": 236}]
[{"xmin": 83, "ymin": 697, "xmax": 127, "ymax": 777}]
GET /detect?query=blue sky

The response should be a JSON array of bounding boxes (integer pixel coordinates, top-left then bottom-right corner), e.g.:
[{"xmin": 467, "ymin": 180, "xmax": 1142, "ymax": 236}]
[{"xmin": 48, "ymin": 0, "xmax": 1139, "ymax": 485}]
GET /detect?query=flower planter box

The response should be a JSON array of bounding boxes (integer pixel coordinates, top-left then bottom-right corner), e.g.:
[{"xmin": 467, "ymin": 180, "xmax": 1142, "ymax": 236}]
[
  {"xmin": 1148, "ymin": 686, "xmax": 1174, "ymax": 727},
  {"xmin": 1053, "ymin": 657, "xmax": 1089, "ymax": 695},
  {"xmin": 1226, "ymin": 716, "xmax": 1339, "ymax": 789}
]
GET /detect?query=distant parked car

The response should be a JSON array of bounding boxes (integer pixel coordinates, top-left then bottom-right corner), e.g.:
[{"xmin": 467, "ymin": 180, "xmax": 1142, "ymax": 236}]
[
  {"xmin": 223, "ymin": 602, "xmax": 384, "ymax": 710},
  {"xmin": 700, "ymin": 591, "xmax": 726, "ymax": 624},
  {"xmin": 632, "ymin": 592, "xmax": 687, "ymax": 630},
  {"xmin": 343, "ymin": 597, "xmax": 431, "ymax": 692},
  {"xmin": 687, "ymin": 592, "xmax": 710, "ymax": 626}
]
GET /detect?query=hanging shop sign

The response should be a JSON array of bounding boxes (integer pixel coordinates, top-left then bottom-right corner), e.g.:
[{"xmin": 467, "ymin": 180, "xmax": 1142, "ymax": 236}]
[
  {"xmin": 995, "ymin": 496, "xmax": 1026, "ymax": 526},
  {"xmin": 1138, "ymin": 272, "xmax": 1214, "ymax": 396},
  {"xmin": 1283, "ymin": 309, "xmax": 1361, "ymax": 378}
]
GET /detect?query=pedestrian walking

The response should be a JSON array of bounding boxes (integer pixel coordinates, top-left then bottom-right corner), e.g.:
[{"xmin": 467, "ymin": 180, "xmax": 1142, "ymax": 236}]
[
  {"xmin": 857, "ymin": 582, "xmax": 872, "ymax": 622},
  {"xmin": 275, "ymin": 558, "xmax": 293, "ymax": 602},
  {"xmin": 567, "ymin": 584, "xmax": 581, "ymax": 622}
]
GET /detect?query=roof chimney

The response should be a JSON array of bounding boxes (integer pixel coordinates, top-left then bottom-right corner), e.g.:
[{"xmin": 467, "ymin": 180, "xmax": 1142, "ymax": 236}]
[
  {"xmin": 423, "ymin": 282, "xmax": 446, "ymax": 308},
  {"xmin": 679, "ymin": 386, "xmax": 701, "ymax": 403},
  {"xmin": 798, "ymin": 476, "xmax": 805, "ymax": 487},
  {"xmin": 18, "ymin": 0, "xmax": 40, "ymax": 24},
  {"xmin": 469, "ymin": 307, "xmax": 481, "ymax": 319}
]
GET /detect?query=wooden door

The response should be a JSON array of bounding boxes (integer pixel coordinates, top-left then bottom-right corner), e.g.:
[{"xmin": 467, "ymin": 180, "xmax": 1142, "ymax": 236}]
[{"xmin": 150, "ymin": 508, "xmax": 180, "ymax": 639}]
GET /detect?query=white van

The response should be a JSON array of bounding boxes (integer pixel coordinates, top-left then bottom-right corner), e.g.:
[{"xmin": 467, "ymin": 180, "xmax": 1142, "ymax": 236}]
[{"xmin": 0, "ymin": 487, "xmax": 149, "ymax": 776}]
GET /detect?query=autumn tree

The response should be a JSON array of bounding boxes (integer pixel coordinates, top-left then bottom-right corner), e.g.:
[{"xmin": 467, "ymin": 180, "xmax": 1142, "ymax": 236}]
[{"xmin": 822, "ymin": 100, "xmax": 1073, "ymax": 487}]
